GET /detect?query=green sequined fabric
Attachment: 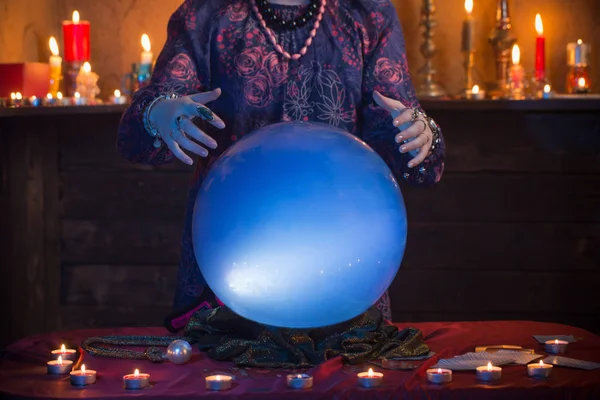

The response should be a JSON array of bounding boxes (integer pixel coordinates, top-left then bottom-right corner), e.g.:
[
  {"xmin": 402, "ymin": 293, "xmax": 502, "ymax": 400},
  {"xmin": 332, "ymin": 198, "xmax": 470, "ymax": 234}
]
[{"xmin": 184, "ymin": 306, "xmax": 429, "ymax": 368}]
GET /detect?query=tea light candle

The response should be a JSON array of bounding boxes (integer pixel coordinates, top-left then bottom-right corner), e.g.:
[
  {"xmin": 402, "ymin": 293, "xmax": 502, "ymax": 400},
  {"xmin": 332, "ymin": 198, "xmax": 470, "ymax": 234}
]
[
  {"xmin": 287, "ymin": 373, "xmax": 313, "ymax": 389},
  {"xmin": 51, "ymin": 344, "xmax": 77, "ymax": 361},
  {"xmin": 357, "ymin": 368, "xmax": 383, "ymax": 388},
  {"xmin": 56, "ymin": 92, "xmax": 70, "ymax": 106},
  {"xmin": 44, "ymin": 93, "xmax": 57, "ymax": 106},
  {"xmin": 545, "ymin": 339, "xmax": 569, "ymax": 354},
  {"xmin": 29, "ymin": 96, "xmax": 43, "ymax": 107},
  {"xmin": 542, "ymin": 84, "xmax": 553, "ymax": 99},
  {"xmin": 205, "ymin": 375, "xmax": 233, "ymax": 391},
  {"xmin": 123, "ymin": 369, "xmax": 150, "ymax": 390},
  {"xmin": 426, "ymin": 368, "xmax": 452, "ymax": 384},
  {"xmin": 527, "ymin": 360, "xmax": 553, "ymax": 379},
  {"xmin": 47, "ymin": 356, "xmax": 73, "ymax": 375},
  {"xmin": 70, "ymin": 364, "xmax": 97, "ymax": 386},
  {"xmin": 466, "ymin": 84, "xmax": 485, "ymax": 100},
  {"xmin": 110, "ymin": 89, "xmax": 127, "ymax": 104},
  {"xmin": 72, "ymin": 92, "xmax": 86, "ymax": 105},
  {"xmin": 476, "ymin": 362, "xmax": 502, "ymax": 382},
  {"xmin": 576, "ymin": 77, "xmax": 589, "ymax": 94}
]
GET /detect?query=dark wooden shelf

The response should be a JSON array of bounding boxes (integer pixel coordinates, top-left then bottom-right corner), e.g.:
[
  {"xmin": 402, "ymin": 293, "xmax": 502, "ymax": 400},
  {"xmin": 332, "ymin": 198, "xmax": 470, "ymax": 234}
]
[
  {"xmin": 420, "ymin": 97, "xmax": 600, "ymax": 112},
  {"xmin": 0, "ymin": 104, "xmax": 128, "ymax": 118},
  {"xmin": 1, "ymin": 97, "xmax": 599, "ymax": 119}
]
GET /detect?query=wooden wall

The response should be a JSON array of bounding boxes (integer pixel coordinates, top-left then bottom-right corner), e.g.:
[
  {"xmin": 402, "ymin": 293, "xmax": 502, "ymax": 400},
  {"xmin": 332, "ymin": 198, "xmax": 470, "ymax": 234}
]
[
  {"xmin": 1, "ymin": 0, "xmax": 599, "ymax": 96},
  {"xmin": 3, "ymin": 100, "xmax": 598, "ymax": 347}
]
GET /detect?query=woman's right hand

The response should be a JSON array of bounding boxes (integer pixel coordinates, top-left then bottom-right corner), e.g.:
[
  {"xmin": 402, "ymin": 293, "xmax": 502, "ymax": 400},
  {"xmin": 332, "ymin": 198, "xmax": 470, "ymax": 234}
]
[{"xmin": 149, "ymin": 88, "xmax": 226, "ymax": 165}]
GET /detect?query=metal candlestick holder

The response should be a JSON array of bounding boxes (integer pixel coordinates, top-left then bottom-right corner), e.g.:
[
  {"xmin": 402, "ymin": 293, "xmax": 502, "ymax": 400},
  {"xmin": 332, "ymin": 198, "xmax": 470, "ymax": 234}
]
[
  {"xmin": 416, "ymin": 0, "xmax": 446, "ymax": 98},
  {"xmin": 488, "ymin": 0, "xmax": 516, "ymax": 99}
]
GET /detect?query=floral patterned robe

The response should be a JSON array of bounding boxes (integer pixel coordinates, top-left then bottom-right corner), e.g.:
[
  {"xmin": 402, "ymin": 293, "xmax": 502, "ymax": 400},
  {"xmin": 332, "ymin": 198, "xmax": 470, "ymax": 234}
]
[{"xmin": 117, "ymin": 0, "xmax": 446, "ymax": 322}]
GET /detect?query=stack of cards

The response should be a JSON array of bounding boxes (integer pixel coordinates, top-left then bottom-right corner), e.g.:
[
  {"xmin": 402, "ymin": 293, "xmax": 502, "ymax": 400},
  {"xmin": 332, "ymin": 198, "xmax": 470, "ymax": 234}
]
[{"xmin": 431, "ymin": 352, "xmax": 516, "ymax": 371}]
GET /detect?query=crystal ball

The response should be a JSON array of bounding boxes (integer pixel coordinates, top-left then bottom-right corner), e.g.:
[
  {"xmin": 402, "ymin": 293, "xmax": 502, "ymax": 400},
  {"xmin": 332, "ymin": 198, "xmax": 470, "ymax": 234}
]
[{"xmin": 193, "ymin": 122, "xmax": 407, "ymax": 328}]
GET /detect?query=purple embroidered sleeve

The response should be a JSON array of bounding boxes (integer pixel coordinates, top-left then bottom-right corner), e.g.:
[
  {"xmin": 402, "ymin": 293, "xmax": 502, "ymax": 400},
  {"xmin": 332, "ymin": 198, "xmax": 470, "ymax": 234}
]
[
  {"xmin": 359, "ymin": 3, "xmax": 445, "ymax": 186},
  {"xmin": 116, "ymin": 0, "xmax": 206, "ymax": 165}
]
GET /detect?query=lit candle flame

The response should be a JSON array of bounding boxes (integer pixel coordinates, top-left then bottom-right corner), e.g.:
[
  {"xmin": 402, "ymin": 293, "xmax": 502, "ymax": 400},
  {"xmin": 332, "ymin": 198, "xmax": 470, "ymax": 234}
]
[
  {"xmin": 114, "ymin": 89, "xmax": 121, "ymax": 98},
  {"xmin": 49, "ymin": 37, "xmax": 59, "ymax": 56},
  {"xmin": 540, "ymin": 360, "xmax": 544, "ymax": 367},
  {"xmin": 511, "ymin": 44, "xmax": 520, "ymax": 65},
  {"xmin": 10, "ymin": 93, "xmax": 16, "ymax": 100},
  {"xmin": 216, "ymin": 375, "xmax": 221, "ymax": 381},
  {"xmin": 81, "ymin": 364, "xmax": 86, "ymax": 375},
  {"xmin": 74, "ymin": 92, "xmax": 81, "ymax": 99},
  {"xmin": 16, "ymin": 92, "xmax": 22, "ymax": 100},
  {"xmin": 61, "ymin": 344, "xmax": 66, "ymax": 353},
  {"xmin": 472, "ymin": 85, "xmax": 480, "ymax": 94},
  {"xmin": 297, "ymin": 374, "xmax": 303, "ymax": 379},
  {"xmin": 535, "ymin": 14, "xmax": 543, "ymax": 36},
  {"xmin": 141, "ymin": 34, "xmax": 151, "ymax": 52},
  {"xmin": 544, "ymin": 84, "xmax": 551, "ymax": 93},
  {"xmin": 555, "ymin": 339, "xmax": 559, "ymax": 345},
  {"xmin": 368, "ymin": 368, "xmax": 374, "ymax": 377},
  {"xmin": 437, "ymin": 368, "xmax": 442, "ymax": 374},
  {"xmin": 465, "ymin": 0, "xmax": 473, "ymax": 15},
  {"xmin": 57, "ymin": 92, "xmax": 63, "ymax": 99},
  {"xmin": 577, "ymin": 39, "xmax": 583, "ymax": 45},
  {"xmin": 72, "ymin": 11, "xmax": 80, "ymax": 24},
  {"xmin": 578, "ymin": 77, "xmax": 586, "ymax": 88},
  {"xmin": 134, "ymin": 369, "xmax": 139, "ymax": 378},
  {"xmin": 47, "ymin": 93, "xmax": 53, "ymax": 99},
  {"xmin": 465, "ymin": 0, "xmax": 473, "ymax": 14},
  {"xmin": 487, "ymin": 362, "xmax": 492, "ymax": 371},
  {"xmin": 83, "ymin": 62, "xmax": 91, "ymax": 73},
  {"xmin": 58, "ymin": 356, "xmax": 63, "ymax": 366}
]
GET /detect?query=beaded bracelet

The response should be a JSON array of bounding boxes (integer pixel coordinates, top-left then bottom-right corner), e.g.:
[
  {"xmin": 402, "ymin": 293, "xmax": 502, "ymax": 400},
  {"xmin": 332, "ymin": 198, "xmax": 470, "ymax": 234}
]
[{"xmin": 142, "ymin": 93, "xmax": 179, "ymax": 148}]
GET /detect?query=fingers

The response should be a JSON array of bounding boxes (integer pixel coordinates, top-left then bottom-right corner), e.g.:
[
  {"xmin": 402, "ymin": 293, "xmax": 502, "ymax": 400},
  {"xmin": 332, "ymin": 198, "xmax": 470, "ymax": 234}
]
[
  {"xmin": 392, "ymin": 109, "xmax": 413, "ymax": 129},
  {"xmin": 373, "ymin": 91, "xmax": 408, "ymax": 116},
  {"xmin": 162, "ymin": 132, "xmax": 194, "ymax": 165},
  {"xmin": 172, "ymin": 128, "xmax": 209, "ymax": 158},
  {"xmin": 178, "ymin": 117, "xmax": 218, "ymax": 151},
  {"xmin": 394, "ymin": 119, "xmax": 426, "ymax": 143},
  {"xmin": 189, "ymin": 88, "xmax": 221, "ymax": 104},
  {"xmin": 407, "ymin": 144, "xmax": 429, "ymax": 168}
]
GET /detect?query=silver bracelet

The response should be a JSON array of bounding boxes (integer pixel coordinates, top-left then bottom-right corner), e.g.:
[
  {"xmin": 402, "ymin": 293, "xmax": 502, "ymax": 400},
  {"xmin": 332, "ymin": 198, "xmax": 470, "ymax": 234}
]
[{"xmin": 143, "ymin": 93, "xmax": 179, "ymax": 148}]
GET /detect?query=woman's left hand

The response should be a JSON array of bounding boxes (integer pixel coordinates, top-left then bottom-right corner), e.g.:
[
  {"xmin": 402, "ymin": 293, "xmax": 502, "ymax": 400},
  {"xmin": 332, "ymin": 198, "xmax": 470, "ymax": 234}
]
[{"xmin": 373, "ymin": 91, "xmax": 432, "ymax": 168}]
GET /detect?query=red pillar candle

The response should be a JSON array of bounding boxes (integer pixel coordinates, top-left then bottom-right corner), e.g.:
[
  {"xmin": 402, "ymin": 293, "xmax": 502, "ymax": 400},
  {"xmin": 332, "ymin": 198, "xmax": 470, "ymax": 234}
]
[
  {"xmin": 62, "ymin": 11, "xmax": 90, "ymax": 62},
  {"xmin": 534, "ymin": 13, "xmax": 545, "ymax": 81}
]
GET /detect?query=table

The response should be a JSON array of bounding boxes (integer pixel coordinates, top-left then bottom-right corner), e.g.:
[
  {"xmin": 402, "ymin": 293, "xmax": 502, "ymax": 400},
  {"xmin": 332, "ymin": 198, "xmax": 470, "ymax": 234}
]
[{"xmin": 1, "ymin": 320, "xmax": 599, "ymax": 399}]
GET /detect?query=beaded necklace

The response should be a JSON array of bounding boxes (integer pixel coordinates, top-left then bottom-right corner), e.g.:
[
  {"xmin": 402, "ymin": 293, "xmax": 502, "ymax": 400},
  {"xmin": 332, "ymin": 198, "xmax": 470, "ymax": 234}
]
[{"xmin": 250, "ymin": 0, "xmax": 326, "ymax": 60}]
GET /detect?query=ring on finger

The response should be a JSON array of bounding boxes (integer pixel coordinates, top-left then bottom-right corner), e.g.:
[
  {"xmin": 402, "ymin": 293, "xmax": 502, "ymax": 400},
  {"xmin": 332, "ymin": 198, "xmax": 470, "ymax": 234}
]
[
  {"xmin": 170, "ymin": 128, "xmax": 182, "ymax": 140},
  {"xmin": 416, "ymin": 119, "xmax": 427, "ymax": 132},
  {"xmin": 196, "ymin": 105, "xmax": 214, "ymax": 121},
  {"xmin": 419, "ymin": 132, "xmax": 431, "ymax": 144}
]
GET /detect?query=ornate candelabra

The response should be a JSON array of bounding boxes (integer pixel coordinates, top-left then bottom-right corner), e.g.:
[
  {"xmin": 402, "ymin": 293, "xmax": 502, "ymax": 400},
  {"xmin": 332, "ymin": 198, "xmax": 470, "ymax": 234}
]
[
  {"xmin": 416, "ymin": 0, "xmax": 446, "ymax": 98},
  {"xmin": 488, "ymin": 0, "xmax": 517, "ymax": 98}
]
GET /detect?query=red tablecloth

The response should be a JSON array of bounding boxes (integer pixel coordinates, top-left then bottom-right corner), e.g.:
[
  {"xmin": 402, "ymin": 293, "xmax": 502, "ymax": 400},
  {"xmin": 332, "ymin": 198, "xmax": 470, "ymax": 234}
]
[{"xmin": 1, "ymin": 321, "xmax": 599, "ymax": 399}]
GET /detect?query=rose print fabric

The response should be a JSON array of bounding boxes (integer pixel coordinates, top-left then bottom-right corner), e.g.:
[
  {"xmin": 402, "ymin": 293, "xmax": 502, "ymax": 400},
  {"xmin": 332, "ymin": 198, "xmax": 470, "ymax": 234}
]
[{"xmin": 117, "ymin": 0, "xmax": 446, "ymax": 322}]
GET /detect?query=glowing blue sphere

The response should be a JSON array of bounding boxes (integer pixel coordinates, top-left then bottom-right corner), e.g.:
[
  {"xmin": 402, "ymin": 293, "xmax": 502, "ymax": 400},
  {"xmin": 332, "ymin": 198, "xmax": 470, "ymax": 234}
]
[{"xmin": 193, "ymin": 122, "xmax": 407, "ymax": 328}]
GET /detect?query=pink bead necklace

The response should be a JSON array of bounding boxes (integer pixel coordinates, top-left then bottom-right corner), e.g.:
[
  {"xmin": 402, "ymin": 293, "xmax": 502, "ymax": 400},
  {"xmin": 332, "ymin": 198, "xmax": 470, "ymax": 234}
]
[{"xmin": 250, "ymin": 0, "xmax": 326, "ymax": 60}]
